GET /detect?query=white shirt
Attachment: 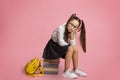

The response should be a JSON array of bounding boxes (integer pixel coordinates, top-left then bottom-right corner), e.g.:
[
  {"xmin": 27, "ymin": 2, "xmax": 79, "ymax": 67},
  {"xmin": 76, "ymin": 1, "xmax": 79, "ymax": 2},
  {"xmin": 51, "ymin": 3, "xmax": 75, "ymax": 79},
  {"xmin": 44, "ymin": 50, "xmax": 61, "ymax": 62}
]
[{"xmin": 51, "ymin": 23, "xmax": 76, "ymax": 46}]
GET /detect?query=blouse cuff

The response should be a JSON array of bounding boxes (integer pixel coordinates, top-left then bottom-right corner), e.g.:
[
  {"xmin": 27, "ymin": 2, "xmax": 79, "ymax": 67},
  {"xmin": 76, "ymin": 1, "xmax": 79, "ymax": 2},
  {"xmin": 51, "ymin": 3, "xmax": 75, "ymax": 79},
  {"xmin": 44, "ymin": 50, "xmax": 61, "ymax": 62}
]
[{"xmin": 70, "ymin": 39, "xmax": 76, "ymax": 46}]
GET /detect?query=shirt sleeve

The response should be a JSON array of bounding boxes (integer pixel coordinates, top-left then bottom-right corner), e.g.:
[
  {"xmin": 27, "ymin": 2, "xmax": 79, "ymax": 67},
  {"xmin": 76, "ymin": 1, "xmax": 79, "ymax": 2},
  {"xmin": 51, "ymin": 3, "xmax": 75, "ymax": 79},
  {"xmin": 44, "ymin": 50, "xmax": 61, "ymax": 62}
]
[{"xmin": 57, "ymin": 27, "xmax": 69, "ymax": 46}]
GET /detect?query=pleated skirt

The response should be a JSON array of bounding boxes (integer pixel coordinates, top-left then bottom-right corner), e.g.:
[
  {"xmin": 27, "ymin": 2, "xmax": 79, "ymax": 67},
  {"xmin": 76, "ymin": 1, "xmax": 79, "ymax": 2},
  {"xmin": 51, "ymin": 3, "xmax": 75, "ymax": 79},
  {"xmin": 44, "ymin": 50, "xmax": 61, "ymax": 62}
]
[{"xmin": 42, "ymin": 39, "xmax": 69, "ymax": 60}]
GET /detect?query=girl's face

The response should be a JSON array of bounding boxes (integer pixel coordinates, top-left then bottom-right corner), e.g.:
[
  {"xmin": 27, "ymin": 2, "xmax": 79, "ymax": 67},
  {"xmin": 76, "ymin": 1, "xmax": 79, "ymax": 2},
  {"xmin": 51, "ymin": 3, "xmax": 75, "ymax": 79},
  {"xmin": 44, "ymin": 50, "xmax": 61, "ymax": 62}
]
[{"xmin": 67, "ymin": 19, "xmax": 80, "ymax": 33}]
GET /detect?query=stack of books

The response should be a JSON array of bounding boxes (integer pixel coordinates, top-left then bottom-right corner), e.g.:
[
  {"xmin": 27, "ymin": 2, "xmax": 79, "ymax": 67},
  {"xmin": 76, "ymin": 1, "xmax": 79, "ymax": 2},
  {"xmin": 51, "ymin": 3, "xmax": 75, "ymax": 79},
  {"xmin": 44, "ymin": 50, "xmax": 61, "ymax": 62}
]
[{"xmin": 43, "ymin": 59, "xmax": 60, "ymax": 74}]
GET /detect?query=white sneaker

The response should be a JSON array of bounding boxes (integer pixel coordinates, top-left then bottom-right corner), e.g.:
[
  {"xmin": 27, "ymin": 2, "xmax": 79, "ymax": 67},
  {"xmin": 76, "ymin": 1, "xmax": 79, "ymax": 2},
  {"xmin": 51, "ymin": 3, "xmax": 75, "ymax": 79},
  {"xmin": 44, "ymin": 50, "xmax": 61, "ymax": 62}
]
[
  {"xmin": 62, "ymin": 69, "xmax": 78, "ymax": 79},
  {"xmin": 74, "ymin": 68, "xmax": 87, "ymax": 77}
]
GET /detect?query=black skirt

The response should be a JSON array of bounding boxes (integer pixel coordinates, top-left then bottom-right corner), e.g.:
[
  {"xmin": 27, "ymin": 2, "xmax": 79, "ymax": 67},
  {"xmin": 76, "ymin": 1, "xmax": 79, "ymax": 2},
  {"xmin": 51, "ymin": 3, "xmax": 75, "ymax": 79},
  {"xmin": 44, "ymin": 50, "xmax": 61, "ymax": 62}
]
[{"xmin": 42, "ymin": 39, "xmax": 69, "ymax": 60}]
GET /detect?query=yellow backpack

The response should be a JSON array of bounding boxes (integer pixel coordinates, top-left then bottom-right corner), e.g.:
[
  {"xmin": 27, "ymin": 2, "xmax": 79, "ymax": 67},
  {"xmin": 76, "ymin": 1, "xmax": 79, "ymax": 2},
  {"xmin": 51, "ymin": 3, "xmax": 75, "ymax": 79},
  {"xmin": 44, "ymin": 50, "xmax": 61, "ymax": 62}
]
[{"xmin": 25, "ymin": 58, "xmax": 44, "ymax": 77}]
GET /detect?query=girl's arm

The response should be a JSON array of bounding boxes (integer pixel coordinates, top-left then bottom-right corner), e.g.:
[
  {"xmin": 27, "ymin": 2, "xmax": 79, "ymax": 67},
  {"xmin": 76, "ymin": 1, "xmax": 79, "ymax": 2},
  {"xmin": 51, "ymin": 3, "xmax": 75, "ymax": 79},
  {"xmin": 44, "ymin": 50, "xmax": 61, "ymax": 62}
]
[
  {"xmin": 57, "ymin": 27, "xmax": 69, "ymax": 46},
  {"xmin": 70, "ymin": 32, "xmax": 74, "ymax": 40},
  {"xmin": 69, "ymin": 32, "xmax": 76, "ymax": 46}
]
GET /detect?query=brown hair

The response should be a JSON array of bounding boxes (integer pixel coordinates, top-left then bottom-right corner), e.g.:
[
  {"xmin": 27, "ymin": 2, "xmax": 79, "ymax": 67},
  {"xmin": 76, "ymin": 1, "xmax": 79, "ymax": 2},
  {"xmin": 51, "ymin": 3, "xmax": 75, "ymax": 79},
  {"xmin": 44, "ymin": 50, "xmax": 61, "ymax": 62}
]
[{"xmin": 64, "ymin": 14, "xmax": 86, "ymax": 52}]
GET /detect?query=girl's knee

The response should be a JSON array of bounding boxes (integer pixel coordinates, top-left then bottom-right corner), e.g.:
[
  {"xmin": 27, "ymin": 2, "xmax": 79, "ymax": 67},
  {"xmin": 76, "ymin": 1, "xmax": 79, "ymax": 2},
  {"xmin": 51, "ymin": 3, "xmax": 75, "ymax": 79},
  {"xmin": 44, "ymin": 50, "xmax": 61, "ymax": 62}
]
[
  {"xmin": 67, "ymin": 46, "xmax": 74, "ymax": 53},
  {"xmin": 73, "ymin": 45, "xmax": 78, "ymax": 53}
]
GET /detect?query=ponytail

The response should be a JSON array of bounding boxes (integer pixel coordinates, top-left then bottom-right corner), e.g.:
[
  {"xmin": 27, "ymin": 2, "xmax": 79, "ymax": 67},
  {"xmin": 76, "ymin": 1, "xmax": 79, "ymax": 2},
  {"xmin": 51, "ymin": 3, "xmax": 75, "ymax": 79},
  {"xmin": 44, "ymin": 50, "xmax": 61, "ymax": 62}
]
[{"xmin": 80, "ymin": 20, "xmax": 86, "ymax": 53}]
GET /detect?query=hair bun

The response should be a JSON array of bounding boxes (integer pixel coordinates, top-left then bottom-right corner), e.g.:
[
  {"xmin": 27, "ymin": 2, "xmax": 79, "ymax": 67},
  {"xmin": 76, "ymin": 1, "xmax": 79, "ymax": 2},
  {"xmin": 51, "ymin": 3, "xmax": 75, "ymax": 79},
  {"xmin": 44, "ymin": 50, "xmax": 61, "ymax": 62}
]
[{"xmin": 71, "ymin": 14, "xmax": 76, "ymax": 17}]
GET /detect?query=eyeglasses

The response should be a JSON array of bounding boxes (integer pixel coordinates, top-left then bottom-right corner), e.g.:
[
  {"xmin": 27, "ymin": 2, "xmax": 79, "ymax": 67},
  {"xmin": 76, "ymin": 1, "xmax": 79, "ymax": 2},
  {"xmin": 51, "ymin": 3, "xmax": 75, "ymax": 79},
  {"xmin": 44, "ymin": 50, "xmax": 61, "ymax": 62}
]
[
  {"xmin": 68, "ymin": 22, "xmax": 81, "ymax": 32},
  {"xmin": 69, "ymin": 23, "xmax": 78, "ymax": 29}
]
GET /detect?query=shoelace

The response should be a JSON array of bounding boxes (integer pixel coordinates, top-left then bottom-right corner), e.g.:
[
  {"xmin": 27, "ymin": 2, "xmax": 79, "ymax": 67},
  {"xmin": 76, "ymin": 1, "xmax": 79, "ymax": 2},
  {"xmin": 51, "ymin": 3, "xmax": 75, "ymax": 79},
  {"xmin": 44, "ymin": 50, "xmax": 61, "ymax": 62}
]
[{"xmin": 68, "ymin": 70, "xmax": 75, "ymax": 74}]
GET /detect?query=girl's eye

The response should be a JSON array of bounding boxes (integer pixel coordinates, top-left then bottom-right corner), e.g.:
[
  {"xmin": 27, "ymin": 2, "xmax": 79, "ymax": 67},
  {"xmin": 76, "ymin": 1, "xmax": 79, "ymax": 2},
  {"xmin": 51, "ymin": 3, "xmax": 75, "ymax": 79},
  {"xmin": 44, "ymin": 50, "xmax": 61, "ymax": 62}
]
[
  {"xmin": 73, "ymin": 26, "xmax": 77, "ymax": 29},
  {"xmin": 74, "ymin": 26, "xmax": 77, "ymax": 28},
  {"xmin": 69, "ymin": 23, "xmax": 78, "ymax": 29}
]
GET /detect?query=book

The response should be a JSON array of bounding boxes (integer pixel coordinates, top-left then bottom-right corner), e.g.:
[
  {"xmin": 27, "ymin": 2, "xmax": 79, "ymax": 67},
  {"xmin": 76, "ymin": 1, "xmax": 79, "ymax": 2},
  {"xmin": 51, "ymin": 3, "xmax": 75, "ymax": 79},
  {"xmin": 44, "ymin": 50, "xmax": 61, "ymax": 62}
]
[{"xmin": 43, "ymin": 59, "xmax": 60, "ymax": 74}]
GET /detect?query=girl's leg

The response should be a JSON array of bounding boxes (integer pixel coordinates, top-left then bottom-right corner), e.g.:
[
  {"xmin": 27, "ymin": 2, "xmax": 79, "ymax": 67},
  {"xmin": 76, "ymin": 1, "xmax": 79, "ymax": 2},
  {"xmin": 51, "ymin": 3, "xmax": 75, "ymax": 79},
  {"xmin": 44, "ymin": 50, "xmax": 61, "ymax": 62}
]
[
  {"xmin": 64, "ymin": 46, "xmax": 74, "ymax": 71},
  {"xmin": 63, "ymin": 46, "xmax": 78, "ymax": 79},
  {"xmin": 72, "ymin": 45, "xmax": 79, "ymax": 70},
  {"xmin": 72, "ymin": 45, "xmax": 87, "ymax": 77}
]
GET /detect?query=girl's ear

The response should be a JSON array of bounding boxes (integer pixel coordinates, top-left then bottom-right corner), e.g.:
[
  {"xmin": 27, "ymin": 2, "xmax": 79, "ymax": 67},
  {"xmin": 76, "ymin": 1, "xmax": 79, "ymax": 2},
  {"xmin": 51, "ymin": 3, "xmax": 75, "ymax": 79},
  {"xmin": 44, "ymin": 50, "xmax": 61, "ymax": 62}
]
[{"xmin": 77, "ymin": 26, "xmax": 81, "ymax": 32}]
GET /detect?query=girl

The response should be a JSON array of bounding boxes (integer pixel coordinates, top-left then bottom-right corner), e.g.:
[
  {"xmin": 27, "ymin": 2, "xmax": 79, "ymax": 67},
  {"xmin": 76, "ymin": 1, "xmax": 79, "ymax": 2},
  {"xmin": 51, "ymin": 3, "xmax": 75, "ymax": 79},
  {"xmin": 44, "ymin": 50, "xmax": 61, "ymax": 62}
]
[{"xmin": 42, "ymin": 14, "xmax": 87, "ymax": 79}]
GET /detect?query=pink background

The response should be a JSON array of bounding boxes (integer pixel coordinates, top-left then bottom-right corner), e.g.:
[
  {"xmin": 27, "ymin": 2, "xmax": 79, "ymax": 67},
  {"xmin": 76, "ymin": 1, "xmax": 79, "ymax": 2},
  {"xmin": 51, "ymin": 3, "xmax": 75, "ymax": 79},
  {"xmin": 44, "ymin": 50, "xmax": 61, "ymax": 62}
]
[{"xmin": 0, "ymin": 0, "xmax": 120, "ymax": 80}]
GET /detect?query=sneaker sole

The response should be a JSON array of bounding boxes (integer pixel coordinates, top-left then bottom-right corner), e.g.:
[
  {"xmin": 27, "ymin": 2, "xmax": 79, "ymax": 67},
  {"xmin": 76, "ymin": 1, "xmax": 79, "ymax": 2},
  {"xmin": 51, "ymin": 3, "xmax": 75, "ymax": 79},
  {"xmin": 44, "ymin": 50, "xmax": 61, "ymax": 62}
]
[{"xmin": 62, "ymin": 74, "xmax": 77, "ymax": 79}]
